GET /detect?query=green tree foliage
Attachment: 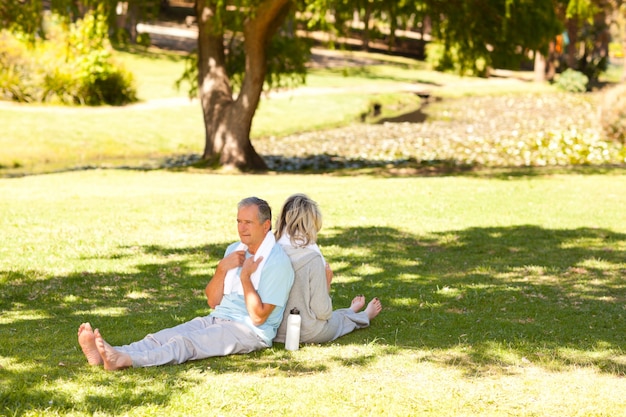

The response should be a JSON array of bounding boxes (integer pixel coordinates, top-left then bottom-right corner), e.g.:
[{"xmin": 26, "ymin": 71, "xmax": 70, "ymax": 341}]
[
  {"xmin": 309, "ymin": 0, "xmax": 565, "ymax": 76},
  {"xmin": 1, "ymin": 0, "xmax": 161, "ymax": 39},
  {"xmin": 564, "ymin": 0, "xmax": 613, "ymax": 84},
  {"xmin": 177, "ymin": 3, "xmax": 310, "ymax": 97},
  {"xmin": 0, "ymin": 0, "xmax": 43, "ymax": 38},
  {"xmin": 423, "ymin": 0, "xmax": 563, "ymax": 75}
]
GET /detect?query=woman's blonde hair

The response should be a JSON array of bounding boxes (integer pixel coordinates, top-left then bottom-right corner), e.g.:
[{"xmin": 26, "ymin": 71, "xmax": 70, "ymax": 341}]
[{"xmin": 275, "ymin": 193, "xmax": 322, "ymax": 247}]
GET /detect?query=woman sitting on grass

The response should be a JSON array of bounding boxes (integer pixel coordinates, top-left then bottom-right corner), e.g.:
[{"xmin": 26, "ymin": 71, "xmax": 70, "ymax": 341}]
[{"xmin": 274, "ymin": 193, "xmax": 382, "ymax": 345}]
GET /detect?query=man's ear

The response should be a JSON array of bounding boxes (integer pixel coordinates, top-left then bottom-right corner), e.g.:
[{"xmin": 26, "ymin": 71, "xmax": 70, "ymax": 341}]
[{"xmin": 263, "ymin": 219, "xmax": 271, "ymax": 233}]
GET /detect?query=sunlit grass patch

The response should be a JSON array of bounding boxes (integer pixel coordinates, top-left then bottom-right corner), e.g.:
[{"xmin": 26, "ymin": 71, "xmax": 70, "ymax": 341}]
[{"xmin": 0, "ymin": 309, "xmax": 52, "ymax": 325}]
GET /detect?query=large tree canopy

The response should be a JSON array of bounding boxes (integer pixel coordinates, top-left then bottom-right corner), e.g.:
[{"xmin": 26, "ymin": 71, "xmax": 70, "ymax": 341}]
[{"xmin": 422, "ymin": 0, "xmax": 564, "ymax": 74}]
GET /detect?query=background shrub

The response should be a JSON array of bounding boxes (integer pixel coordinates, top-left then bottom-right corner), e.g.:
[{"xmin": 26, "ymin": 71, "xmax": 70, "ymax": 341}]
[
  {"xmin": 0, "ymin": 32, "xmax": 44, "ymax": 102},
  {"xmin": 0, "ymin": 11, "xmax": 137, "ymax": 106},
  {"xmin": 555, "ymin": 69, "xmax": 589, "ymax": 93}
]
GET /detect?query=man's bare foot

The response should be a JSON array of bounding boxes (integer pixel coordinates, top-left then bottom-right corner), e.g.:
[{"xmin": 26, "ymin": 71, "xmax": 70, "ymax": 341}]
[
  {"xmin": 350, "ymin": 295, "xmax": 366, "ymax": 312},
  {"xmin": 78, "ymin": 322, "xmax": 103, "ymax": 365},
  {"xmin": 365, "ymin": 297, "xmax": 382, "ymax": 320},
  {"xmin": 94, "ymin": 329, "xmax": 132, "ymax": 371}
]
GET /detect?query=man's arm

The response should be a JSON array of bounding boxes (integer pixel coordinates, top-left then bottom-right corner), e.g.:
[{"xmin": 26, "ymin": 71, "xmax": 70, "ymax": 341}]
[
  {"xmin": 239, "ymin": 256, "xmax": 276, "ymax": 326},
  {"xmin": 205, "ymin": 250, "xmax": 245, "ymax": 309}
]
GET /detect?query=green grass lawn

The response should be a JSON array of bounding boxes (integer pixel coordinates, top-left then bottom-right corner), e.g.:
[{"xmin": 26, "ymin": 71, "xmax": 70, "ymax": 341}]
[
  {"xmin": 1, "ymin": 44, "xmax": 625, "ymax": 415},
  {"xmin": 1, "ymin": 170, "xmax": 626, "ymax": 416}
]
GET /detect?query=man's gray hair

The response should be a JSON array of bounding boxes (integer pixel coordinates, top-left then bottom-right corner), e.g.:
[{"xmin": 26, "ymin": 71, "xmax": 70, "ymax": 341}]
[{"xmin": 238, "ymin": 197, "xmax": 272, "ymax": 227}]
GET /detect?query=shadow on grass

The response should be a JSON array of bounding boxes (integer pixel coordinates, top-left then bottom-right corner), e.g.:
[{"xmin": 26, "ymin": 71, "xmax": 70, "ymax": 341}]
[
  {"xmin": 320, "ymin": 225, "xmax": 626, "ymax": 376},
  {"xmin": 3, "ymin": 158, "xmax": 624, "ymax": 180},
  {"xmin": 0, "ymin": 242, "xmax": 226, "ymax": 415},
  {"xmin": 1, "ymin": 225, "xmax": 625, "ymax": 413}
]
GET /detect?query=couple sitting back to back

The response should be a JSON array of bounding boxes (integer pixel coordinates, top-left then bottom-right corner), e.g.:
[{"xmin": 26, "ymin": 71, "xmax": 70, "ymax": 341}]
[
  {"xmin": 274, "ymin": 193, "xmax": 382, "ymax": 344},
  {"xmin": 78, "ymin": 195, "xmax": 380, "ymax": 370}
]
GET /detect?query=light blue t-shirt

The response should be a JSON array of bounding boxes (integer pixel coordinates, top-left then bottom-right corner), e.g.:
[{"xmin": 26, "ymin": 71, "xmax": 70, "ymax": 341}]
[{"xmin": 212, "ymin": 240, "xmax": 294, "ymax": 345}]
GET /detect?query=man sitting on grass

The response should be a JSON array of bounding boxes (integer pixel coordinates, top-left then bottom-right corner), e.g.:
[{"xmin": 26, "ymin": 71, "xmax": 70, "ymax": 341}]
[{"xmin": 78, "ymin": 196, "xmax": 294, "ymax": 371}]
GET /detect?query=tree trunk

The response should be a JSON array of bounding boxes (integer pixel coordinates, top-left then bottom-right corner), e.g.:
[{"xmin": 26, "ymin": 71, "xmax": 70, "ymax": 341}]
[
  {"xmin": 594, "ymin": 9, "xmax": 610, "ymax": 61},
  {"xmin": 127, "ymin": 2, "xmax": 139, "ymax": 44},
  {"xmin": 387, "ymin": 2, "xmax": 397, "ymax": 51},
  {"xmin": 195, "ymin": 0, "xmax": 290, "ymax": 171},
  {"xmin": 546, "ymin": 40, "xmax": 557, "ymax": 81},
  {"xmin": 534, "ymin": 50, "xmax": 547, "ymax": 82},
  {"xmin": 565, "ymin": 17, "xmax": 578, "ymax": 69},
  {"xmin": 534, "ymin": 40, "xmax": 558, "ymax": 83},
  {"xmin": 620, "ymin": 4, "xmax": 626, "ymax": 82},
  {"xmin": 362, "ymin": 3, "xmax": 371, "ymax": 52}
]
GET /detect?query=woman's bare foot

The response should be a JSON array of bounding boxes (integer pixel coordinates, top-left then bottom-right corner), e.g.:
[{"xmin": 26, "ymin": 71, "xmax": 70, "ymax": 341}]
[
  {"xmin": 78, "ymin": 322, "xmax": 103, "ymax": 365},
  {"xmin": 350, "ymin": 295, "xmax": 366, "ymax": 312},
  {"xmin": 94, "ymin": 329, "xmax": 132, "ymax": 371},
  {"xmin": 365, "ymin": 297, "xmax": 382, "ymax": 320}
]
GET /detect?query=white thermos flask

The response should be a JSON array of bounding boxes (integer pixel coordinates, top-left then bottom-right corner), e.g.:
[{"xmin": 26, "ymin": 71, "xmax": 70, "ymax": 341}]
[{"xmin": 285, "ymin": 307, "xmax": 301, "ymax": 351}]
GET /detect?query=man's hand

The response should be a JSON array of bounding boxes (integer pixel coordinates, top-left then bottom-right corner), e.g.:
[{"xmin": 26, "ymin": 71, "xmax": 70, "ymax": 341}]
[
  {"xmin": 219, "ymin": 250, "xmax": 246, "ymax": 272},
  {"xmin": 239, "ymin": 255, "xmax": 276, "ymax": 326},
  {"xmin": 240, "ymin": 255, "xmax": 263, "ymax": 280},
  {"xmin": 205, "ymin": 250, "xmax": 246, "ymax": 309}
]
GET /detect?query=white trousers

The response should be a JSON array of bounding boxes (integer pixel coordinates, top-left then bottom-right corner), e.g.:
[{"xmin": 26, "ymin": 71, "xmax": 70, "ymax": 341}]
[
  {"xmin": 303, "ymin": 309, "xmax": 370, "ymax": 344},
  {"xmin": 115, "ymin": 316, "xmax": 268, "ymax": 367}
]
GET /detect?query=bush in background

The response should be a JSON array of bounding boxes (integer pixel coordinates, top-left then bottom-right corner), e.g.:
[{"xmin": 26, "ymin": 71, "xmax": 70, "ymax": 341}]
[
  {"xmin": 555, "ymin": 69, "xmax": 589, "ymax": 93},
  {"xmin": 0, "ymin": 11, "xmax": 136, "ymax": 105},
  {"xmin": 599, "ymin": 83, "xmax": 626, "ymax": 144},
  {"xmin": 0, "ymin": 32, "xmax": 42, "ymax": 102}
]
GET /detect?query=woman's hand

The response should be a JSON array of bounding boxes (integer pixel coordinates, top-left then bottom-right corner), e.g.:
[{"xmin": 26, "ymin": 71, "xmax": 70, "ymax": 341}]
[{"xmin": 325, "ymin": 262, "xmax": 333, "ymax": 291}]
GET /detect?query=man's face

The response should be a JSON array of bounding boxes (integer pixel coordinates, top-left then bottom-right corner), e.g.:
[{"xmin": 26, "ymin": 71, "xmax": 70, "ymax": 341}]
[{"xmin": 237, "ymin": 204, "xmax": 270, "ymax": 253}]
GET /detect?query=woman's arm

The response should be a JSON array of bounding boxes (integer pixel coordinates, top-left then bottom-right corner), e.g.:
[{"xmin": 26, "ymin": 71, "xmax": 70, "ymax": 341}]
[
  {"xmin": 308, "ymin": 256, "xmax": 334, "ymax": 320},
  {"xmin": 325, "ymin": 262, "xmax": 333, "ymax": 292}
]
